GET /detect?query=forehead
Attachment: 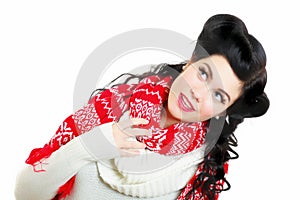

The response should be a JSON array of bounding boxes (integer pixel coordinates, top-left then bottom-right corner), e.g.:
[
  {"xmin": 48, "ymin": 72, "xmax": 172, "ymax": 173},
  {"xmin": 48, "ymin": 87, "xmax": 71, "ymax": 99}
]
[{"xmin": 192, "ymin": 55, "xmax": 244, "ymax": 102}]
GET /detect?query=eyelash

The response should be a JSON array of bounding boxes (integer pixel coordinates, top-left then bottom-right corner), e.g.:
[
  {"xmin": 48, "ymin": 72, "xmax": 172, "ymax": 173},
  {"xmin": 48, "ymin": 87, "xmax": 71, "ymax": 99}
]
[
  {"xmin": 214, "ymin": 91, "xmax": 226, "ymax": 104},
  {"xmin": 198, "ymin": 67, "xmax": 226, "ymax": 104},
  {"xmin": 198, "ymin": 67, "xmax": 208, "ymax": 81}
]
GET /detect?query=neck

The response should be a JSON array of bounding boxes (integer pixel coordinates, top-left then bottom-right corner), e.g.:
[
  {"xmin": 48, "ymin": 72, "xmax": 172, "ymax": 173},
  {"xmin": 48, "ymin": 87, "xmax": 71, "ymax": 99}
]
[{"xmin": 160, "ymin": 105, "xmax": 181, "ymax": 128}]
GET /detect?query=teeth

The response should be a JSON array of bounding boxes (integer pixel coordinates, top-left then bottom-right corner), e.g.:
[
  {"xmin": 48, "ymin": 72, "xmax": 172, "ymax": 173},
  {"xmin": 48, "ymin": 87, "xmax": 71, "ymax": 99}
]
[{"xmin": 182, "ymin": 95, "xmax": 191, "ymax": 109}]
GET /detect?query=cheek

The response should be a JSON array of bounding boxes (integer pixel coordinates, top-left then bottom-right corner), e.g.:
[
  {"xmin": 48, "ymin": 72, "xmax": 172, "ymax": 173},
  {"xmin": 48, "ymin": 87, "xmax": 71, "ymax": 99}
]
[
  {"xmin": 200, "ymin": 100, "xmax": 228, "ymax": 120},
  {"xmin": 199, "ymin": 101, "xmax": 215, "ymax": 119},
  {"xmin": 167, "ymin": 92, "xmax": 180, "ymax": 115},
  {"xmin": 200, "ymin": 100, "xmax": 221, "ymax": 121}
]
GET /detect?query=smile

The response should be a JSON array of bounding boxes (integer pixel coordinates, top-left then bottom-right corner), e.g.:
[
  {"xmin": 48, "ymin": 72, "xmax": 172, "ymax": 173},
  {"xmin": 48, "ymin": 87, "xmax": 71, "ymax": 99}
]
[{"xmin": 178, "ymin": 93, "xmax": 195, "ymax": 112}]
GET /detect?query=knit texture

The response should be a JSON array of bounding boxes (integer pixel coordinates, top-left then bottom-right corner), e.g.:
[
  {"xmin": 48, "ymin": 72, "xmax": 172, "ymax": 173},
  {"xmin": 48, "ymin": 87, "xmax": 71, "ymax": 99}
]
[
  {"xmin": 65, "ymin": 162, "xmax": 181, "ymax": 200},
  {"xmin": 25, "ymin": 75, "xmax": 226, "ymax": 200}
]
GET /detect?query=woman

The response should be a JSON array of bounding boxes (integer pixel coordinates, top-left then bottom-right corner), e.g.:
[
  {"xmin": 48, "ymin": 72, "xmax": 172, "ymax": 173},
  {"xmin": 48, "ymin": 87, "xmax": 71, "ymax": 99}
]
[{"xmin": 15, "ymin": 14, "xmax": 269, "ymax": 200}]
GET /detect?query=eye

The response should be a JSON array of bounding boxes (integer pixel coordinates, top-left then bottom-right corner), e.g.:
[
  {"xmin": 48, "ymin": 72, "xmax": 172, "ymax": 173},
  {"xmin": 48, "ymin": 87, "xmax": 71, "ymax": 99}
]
[
  {"xmin": 198, "ymin": 68, "xmax": 208, "ymax": 81},
  {"xmin": 214, "ymin": 91, "xmax": 225, "ymax": 104}
]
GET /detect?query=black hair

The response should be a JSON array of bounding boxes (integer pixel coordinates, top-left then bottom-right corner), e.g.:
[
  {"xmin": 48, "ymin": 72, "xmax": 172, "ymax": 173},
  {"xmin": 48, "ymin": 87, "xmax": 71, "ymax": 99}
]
[
  {"xmin": 185, "ymin": 14, "xmax": 269, "ymax": 199},
  {"xmin": 92, "ymin": 14, "xmax": 269, "ymax": 200}
]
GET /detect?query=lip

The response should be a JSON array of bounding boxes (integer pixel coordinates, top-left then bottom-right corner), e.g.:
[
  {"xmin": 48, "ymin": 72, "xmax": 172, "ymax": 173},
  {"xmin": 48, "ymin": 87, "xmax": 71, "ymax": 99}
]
[{"xmin": 177, "ymin": 92, "xmax": 196, "ymax": 112}]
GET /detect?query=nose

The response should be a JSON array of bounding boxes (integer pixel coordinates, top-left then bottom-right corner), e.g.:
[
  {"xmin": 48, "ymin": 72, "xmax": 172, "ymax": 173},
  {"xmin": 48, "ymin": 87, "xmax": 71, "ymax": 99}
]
[
  {"xmin": 191, "ymin": 89, "xmax": 201, "ymax": 103},
  {"xmin": 191, "ymin": 87, "xmax": 209, "ymax": 103}
]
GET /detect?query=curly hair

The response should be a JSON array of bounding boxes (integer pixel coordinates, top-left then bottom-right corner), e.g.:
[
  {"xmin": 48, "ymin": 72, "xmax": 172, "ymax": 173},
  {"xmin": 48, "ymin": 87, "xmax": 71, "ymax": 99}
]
[{"xmin": 92, "ymin": 14, "xmax": 270, "ymax": 200}]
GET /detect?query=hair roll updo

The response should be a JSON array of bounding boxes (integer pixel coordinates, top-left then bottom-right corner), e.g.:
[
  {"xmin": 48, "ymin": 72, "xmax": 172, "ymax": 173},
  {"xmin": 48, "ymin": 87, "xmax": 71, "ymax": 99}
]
[
  {"xmin": 185, "ymin": 14, "xmax": 269, "ymax": 199},
  {"xmin": 92, "ymin": 14, "xmax": 269, "ymax": 200}
]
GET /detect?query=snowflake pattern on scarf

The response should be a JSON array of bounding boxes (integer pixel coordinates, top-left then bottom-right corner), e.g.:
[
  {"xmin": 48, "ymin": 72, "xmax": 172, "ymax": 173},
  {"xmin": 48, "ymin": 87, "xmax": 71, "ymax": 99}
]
[{"xmin": 25, "ymin": 75, "xmax": 226, "ymax": 200}]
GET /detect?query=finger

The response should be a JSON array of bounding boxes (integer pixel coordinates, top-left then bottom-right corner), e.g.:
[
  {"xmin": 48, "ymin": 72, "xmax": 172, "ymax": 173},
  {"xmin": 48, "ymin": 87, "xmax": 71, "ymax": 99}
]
[
  {"xmin": 115, "ymin": 120, "xmax": 132, "ymax": 130},
  {"xmin": 117, "ymin": 118, "xmax": 149, "ymax": 130},
  {"xmin": 122, "ymin": 128, "xmax": 152, "ymax": 137},
  {"xmin": 120, "ymin": 140, "xmax": 146, "ymax": 149},
  {"xmin": 130, "ymin": 118, "xmax": 149, "ymax": 125}
]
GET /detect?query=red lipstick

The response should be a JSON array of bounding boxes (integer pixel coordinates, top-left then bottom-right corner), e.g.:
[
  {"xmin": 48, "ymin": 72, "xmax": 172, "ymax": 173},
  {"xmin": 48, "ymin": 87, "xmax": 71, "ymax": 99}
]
[{"xmin": 177, "ymin": 93, "xmax": 195, "ymax": 112}]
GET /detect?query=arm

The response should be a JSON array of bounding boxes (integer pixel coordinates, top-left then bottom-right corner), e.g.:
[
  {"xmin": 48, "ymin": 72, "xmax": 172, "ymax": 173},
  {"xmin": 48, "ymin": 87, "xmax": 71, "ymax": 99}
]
[
  {"xmin": 15, "ymin": 118, "xmax": 150, "ymax": 200},
  {"xmin": 15, "ymin": 136, "xmax": 93, "ymax": 200},
  {"xmin": 14, "ymin": 84, "xmax": 138, "ymax": 200},
  {"xmin": 14, "ymin": 122, "xmax": 119, "ymax": 200}
]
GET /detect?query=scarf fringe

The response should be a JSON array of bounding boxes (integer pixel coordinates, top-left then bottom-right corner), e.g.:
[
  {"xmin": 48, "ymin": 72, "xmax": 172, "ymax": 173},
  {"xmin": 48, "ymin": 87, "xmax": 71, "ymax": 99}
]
[{"xmin": 52, "ymin": 176, "xmax": 76, "ymax": 200}]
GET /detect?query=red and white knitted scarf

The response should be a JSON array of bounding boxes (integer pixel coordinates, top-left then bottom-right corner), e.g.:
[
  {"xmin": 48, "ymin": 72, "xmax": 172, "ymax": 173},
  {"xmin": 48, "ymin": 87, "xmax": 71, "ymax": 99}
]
[{"xmin": 26, "ymin": 75, "xmax": 227, "ymax": 200}]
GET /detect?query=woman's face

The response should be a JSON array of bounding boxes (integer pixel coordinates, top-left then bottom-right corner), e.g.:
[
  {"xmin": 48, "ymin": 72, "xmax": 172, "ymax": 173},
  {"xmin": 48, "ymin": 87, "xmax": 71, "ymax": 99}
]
[{"xmin": 167, "ymin": 55, "xmax": 243, "ymax": 122}]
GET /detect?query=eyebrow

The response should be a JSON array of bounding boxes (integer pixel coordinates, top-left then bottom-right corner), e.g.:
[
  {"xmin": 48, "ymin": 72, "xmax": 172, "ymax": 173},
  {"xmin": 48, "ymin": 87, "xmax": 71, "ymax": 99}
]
[{"xmin": 203, "ymin": 62, "xmax": 231, "ymax": 102}]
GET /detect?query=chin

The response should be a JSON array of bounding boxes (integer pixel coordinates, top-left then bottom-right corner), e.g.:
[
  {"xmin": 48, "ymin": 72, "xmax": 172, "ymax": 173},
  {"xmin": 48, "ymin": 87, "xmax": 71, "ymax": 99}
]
[{"xmin": 183, "ymin": 117, "xmax": 201, "ymax": 123}]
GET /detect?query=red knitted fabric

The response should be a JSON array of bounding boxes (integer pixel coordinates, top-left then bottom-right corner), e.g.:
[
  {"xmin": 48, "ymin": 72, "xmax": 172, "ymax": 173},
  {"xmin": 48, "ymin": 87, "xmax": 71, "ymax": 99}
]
[{"xmin": 25, "ymin": 75, "xmax": 226, "ymax": 200}]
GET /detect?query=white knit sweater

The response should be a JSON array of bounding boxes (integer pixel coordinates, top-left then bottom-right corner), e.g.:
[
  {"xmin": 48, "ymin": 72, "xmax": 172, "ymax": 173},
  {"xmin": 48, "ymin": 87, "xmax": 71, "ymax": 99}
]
[
  {"xmin": 97, "ymin": 149, "xmax": 204, "ymax": 198},
  {"xmin": 15, "ymin": 122, "xmax": 205, "ymax": 200}
]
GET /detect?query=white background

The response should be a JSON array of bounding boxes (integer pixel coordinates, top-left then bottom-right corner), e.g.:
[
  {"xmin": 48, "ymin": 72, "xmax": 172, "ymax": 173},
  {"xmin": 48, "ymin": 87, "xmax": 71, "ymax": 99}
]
[{"xmin": 1, "ymin": 0, "xmax": 299, "ymax": 199}]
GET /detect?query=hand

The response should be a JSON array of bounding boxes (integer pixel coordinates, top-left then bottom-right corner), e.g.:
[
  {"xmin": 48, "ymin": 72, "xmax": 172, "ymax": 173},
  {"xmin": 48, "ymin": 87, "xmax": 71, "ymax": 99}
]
[{"xmin": 112, "ymin": 118, "xmax": 151, "ymax": 157}]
